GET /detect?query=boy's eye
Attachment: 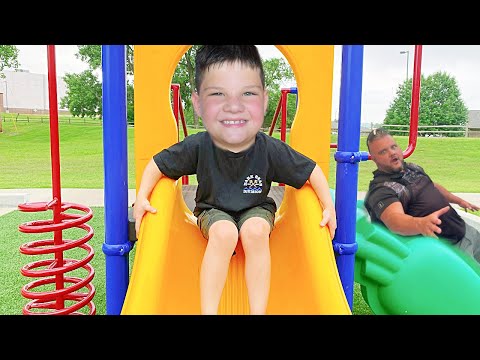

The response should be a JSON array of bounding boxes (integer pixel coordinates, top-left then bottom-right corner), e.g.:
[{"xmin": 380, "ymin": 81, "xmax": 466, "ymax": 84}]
[
  {"xmin": 209, "ymin": 92, "xmax": 223, "ymax": 96},
  {"xmin": 244, "ymin": 91, "xmax": 257, "ymax": 96}
]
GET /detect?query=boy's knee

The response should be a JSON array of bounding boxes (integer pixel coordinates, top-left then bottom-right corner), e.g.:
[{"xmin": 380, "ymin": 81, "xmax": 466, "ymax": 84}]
[
  {"xmin": 198, "ymin": 208, "xmax": 237, "ymax": 240},
  {"xmin": 207, "ymin": 220, "xmax": 239, "ymax": 255},
  {"xmin": 239, "ymin": 218, "xmax": 271, "ymax": 253},
  {"xmin": 238, "ymin": 207, "xmax": 275, "ymax": 238},
  {"xmin": 209, "ymin": 220, "xmax": 238, "ymax": 240},
  {"xmin": 240, "ymin": 217, "xmax": 270, "ymax": 238}
]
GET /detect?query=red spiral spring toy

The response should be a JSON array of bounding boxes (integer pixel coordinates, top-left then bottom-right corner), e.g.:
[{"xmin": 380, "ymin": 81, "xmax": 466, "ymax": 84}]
[{"xmin": 17, "ymin": 46, "xmax": 96, "ymax": 315}]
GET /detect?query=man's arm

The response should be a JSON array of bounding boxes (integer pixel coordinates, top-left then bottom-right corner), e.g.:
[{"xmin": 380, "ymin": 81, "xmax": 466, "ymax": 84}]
[
  {"xmin": 380, "ymin": 202, "xmax": 450, "ymax": 238},
  {"xmin": 434, "ymin": 182, "xmax": 480, "ymax": 212},
  {"xmin": 308, "ymin": 165, "xmax": 337, "ymax": 239},
  {"xmin": 133, "ymin": 158, "xmax": 164, "ymax": 236}
]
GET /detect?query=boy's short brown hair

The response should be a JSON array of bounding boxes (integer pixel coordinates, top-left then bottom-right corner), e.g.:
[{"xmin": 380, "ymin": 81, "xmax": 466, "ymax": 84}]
[{"xmin": 194, "ymin": 45, "xmax": 265, "ymax": 93}]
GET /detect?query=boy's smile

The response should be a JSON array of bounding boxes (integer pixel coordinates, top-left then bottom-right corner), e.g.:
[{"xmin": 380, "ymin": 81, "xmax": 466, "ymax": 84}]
[
  {"xmin": 192, "ymin": 61, "xmax": 268, "ymax": 153},
  {"xmin": 221, "ymin": 119, "xmax": 247, "ymax": 126}
]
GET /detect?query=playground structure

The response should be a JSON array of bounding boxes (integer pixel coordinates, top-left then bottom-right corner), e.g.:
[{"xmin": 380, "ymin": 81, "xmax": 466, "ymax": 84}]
[
  {"xmin": 15, "ymin": 45, "xmax": 480, "ymax": 315},
  {"xmin": 106, "ymin": 45, "xmax": 480, "ymax": 315},
  {"xmin": 119, "ymin": 45, "xmax": 353, "ymax": 314}
]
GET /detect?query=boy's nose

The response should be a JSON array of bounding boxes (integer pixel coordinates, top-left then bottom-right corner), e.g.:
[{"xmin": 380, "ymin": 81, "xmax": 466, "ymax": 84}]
[{"xmin": 224, "ymin": 96, "xmax": 244, "ymax": 112}]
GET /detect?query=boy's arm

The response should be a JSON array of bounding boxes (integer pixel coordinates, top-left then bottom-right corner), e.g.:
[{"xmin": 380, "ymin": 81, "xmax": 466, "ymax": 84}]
[
  {"xmin": 133, "ymin": 158, "xmax": 164, "ymax": 236},
  {"xmin": 434, "ymin": 182, "xmax": 480, "ymax": 212},
  {"xmin": 308, "ymin": 165, "xmax": 337, "ymax": 239}
]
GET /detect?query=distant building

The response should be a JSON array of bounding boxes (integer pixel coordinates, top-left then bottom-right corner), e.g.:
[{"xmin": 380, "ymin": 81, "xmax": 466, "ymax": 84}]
[
  {"xmin": 468, "ymin": 110, "xmax": 480, "ymax": 137},
  {"xmin": 0, "ymin": 70, "xmax": 70, "ymax": 115},
  {"xmin": 468, "ymin": 110, "xmax": 480, "ymax": 128}
]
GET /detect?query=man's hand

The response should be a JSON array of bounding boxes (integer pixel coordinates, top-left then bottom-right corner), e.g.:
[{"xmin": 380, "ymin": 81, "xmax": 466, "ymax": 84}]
[
  {"xmin": 320, "ymin": 208, "xmax": 337, "ymax": 240},
  {"xmin": 133, "ymin": 198, "xmax": 157, "ymax": 237},
  {"xmin": 457, "ymin": 199, "xmax": 480, "ymax": 213},
  {"xmin": 415, "ymin": 206, "xmax": 450, "ymax": 239}
]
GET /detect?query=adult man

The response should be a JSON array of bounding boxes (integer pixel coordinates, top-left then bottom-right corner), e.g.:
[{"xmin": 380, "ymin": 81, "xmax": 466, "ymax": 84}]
[{"xmin": 364, "ymin": 127, "xmax": 480, "ymax": 262}]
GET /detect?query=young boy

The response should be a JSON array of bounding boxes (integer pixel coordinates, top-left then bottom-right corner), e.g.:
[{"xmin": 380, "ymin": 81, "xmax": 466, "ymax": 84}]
[{"xmin": 133, "ymin": 45, "xmax": 336, "ymax": 315}]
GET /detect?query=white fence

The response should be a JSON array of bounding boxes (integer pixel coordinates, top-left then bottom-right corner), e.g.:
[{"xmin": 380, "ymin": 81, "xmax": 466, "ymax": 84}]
[{"xmin": 354, "ymin": 124, "xmax": 480, "ymax": 138}]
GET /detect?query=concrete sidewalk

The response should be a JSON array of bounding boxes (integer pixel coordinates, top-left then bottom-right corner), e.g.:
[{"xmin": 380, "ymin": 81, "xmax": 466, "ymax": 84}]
[
  {"xmin": 0, "ymin": 188, "xmax": 137, "ymax": 216},
  {"xmin": 1, "ymin": 188, "xmax": 480, "ymax": 229}
]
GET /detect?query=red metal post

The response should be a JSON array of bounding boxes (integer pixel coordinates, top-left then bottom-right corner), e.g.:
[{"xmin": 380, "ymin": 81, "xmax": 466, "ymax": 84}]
[
  {"xmin": 47, "ymin": 45, "xmax": 65, "ymax": 310},
  {"xmin": 403, "ymin": 45, "xmax": 422, "ymax": 159},
  {"xmin": 280, "ymin": 89, "xmax": 288, "ymax": 143},
  {"xmin": 171, "ymin": 84, "xmax": 189, "ymax": 185},
  {"xmin": 268, "ymin": 99, "xmax": 282, "ymax": 136},
  {"xmin": 171, "ymin": 84, "xmax": 180, "ymax": 142},
  {"xmin": 367, "ymin": 45, "xmax": 422, "ymax": 160}
]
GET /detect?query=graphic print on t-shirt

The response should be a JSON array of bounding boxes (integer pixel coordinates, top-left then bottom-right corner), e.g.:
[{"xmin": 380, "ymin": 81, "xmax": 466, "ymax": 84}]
[{"xmin": 243, "ymin": 174, "xmax": 263, "ymax": 194}]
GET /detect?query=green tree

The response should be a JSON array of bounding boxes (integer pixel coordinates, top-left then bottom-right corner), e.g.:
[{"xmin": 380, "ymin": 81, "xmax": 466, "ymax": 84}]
[
  {"xmin": 385, "ymin": 71, "xmax": 468, "ymax": 137},
  {"xmin": 0, "ymin": 45, "xmax": 19, "ymax": 132},
  {"xmin": 77, "ymin": 45, "xmax": 134, "ymax": 75},
  {"xmin": 61, "ymin": 45, "xmax": 135, "ymax": 123},
  {"xmin": 262, "ymin": 57, "xmax": 295, "ymax": 130},
  {"xmin": 0, "ymin": 45, "xmax": 19, "ymax": 77},
  {"xmin": 60, "ymin": 71, "xmax": 102, "ymax": 118}
]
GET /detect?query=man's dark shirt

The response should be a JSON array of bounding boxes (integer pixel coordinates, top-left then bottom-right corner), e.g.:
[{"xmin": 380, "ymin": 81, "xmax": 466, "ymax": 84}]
[
  {"xmin": 364, "ymin": 162, "xmax": 465, "ymax": 243},
  {"xmin": 153, "ymin": 131, "xmax": 316, "ymax": 217}
]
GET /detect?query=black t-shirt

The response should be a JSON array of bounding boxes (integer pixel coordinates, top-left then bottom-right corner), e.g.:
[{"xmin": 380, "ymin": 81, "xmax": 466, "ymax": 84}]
[
  {"xmin": 153, "ymin": 131, "xmax": 316, "ymax": 217},
  {"xmin": 364, "ymin": 162, "xmax": 465, "ymax": 243}
]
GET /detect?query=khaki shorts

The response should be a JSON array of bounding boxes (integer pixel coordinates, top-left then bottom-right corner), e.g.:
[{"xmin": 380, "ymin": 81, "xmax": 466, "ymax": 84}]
[{"xmin": 196, "ymin": 206, "xmax": 275, "ymax": 240}]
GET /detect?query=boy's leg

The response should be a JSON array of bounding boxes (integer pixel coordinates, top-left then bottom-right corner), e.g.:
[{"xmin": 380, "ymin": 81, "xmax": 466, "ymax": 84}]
[
  {"xmin": 238, "ymin": 207, "xmax": 275, "ymax": 315},
  {"xmin": 197, "ymin": 208, "xmax": 239, "ymax": 314}
]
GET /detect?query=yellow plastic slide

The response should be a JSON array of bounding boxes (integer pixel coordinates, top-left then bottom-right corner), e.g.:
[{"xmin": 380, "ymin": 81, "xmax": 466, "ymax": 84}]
[
  {"xmin": 121, "ymin": 179, "xmax": 351, "ymax": 314},
  {"xmin": 121, "ymin": 45, "xmax": 351, "ymax": 314}
]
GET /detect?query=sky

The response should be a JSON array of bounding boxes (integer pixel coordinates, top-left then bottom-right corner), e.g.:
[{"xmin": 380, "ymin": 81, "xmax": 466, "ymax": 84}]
[{"xmin": 13, "ymin": 45, "xmax": 480, "ymax": 125}]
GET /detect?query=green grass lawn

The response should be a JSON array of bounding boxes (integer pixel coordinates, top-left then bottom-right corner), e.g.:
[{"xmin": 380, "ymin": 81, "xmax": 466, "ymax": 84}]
[
  {"xmin": 0, "ymin": 207, "xmax": 132, "ymax": 315},
  {"xmin": 1, "ymin": 119, "xmax": 480, "ymax": 315},
  {"xmin": 0, "ymin": 119, "xmax": 136, "ymax": 189},
  {"xmin": 1, "ymin": 120, "xmax": 479, "ymax": 192}
]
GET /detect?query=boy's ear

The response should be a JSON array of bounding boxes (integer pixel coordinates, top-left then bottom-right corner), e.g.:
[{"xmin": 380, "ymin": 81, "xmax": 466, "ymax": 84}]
[{"xmin": 191, "ymin": 91, "xmax": 200, "ymax": 116}]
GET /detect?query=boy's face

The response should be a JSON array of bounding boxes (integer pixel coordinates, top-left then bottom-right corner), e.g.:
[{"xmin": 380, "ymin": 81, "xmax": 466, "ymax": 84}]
[{"xmin": 192, "ymin": 61, "xmax": 268, "ymax": 152}]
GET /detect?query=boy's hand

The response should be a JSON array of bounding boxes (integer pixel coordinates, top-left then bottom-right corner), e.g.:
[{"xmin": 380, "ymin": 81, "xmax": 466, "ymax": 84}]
[
  {"xmin": 133, "ymin": 198, "xmax": 157, "ymax": 237},
  {"xmin": 320, "ymin": 208, "xmax": 337, "ymax": 240}
]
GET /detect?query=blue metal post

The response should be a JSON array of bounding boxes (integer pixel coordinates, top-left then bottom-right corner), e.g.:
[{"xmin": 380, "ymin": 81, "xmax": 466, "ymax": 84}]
[
  {"xmin": 101, "ymin": 45, "xmax": 133, "ymax": 315},
  {"xmin": 333, "ymin": 45, "xmax": 368, "ymax": 309},
  {"xmin": 290, "ymin": 87, "xmax": 298, "ymax": 109}
]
